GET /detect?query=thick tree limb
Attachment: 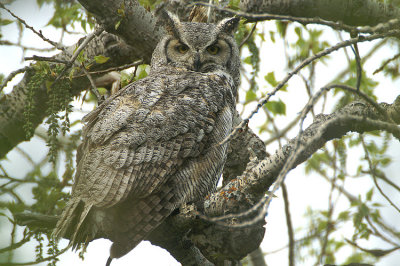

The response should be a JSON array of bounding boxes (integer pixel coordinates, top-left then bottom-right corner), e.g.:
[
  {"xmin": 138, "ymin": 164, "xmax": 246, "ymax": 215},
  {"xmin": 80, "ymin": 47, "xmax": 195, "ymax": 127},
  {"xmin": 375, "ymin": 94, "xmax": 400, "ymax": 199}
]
[
  {"xmin": 240, "ymin": 0, "xmax": 400, "ymax": 27},
  {"xmin": 77, "ymin": 0, "xmax": 163, "ymax": 62}
]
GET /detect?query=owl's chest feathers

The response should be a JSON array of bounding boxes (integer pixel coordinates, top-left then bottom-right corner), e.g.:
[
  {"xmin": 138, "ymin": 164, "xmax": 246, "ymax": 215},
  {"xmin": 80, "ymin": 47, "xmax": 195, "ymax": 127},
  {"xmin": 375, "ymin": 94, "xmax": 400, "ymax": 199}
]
[{"xmin": 132, "ymin": 70, "xmax": 235, "ymax": 110}]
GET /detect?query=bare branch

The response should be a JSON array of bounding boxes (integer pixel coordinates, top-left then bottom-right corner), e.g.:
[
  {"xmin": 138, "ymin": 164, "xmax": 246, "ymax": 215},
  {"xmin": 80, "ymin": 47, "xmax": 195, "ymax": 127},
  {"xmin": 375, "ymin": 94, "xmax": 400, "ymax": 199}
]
[
  {"xmin": 0, "ymin": 3, "xmax": 66, "ymax": 51},
  {"xmin": 282, "ymin": 183, "xmax": 295, "ymax": 266},
  {"xmin": 81, "ymin": 62, "xmax": 103, "ymax": 104},
  {"xmin": 24, "ymin": 56, "xmax": 69, "ymax": 65}
]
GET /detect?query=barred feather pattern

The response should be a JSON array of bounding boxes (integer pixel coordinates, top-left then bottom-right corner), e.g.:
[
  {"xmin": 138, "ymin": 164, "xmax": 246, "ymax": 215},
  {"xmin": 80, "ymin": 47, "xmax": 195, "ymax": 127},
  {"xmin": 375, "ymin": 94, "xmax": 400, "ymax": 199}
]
[{"xmin": 53, "ymin": 67, "xmax": 236, "ymax": 258}]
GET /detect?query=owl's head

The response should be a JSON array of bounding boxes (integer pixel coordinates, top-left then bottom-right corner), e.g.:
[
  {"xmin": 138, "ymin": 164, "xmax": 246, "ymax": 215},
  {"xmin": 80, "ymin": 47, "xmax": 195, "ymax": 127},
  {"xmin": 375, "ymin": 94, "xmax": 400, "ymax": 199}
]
[{"xmin": 151, "ymin": 11, "xmax": 241, "ymax": 88}]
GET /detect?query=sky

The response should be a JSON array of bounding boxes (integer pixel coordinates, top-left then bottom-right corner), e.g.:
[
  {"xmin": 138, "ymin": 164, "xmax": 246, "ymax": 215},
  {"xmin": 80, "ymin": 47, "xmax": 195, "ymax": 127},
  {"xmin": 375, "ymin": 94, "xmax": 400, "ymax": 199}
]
[{"xmin": 1, "ymin": 1, "xmax": 400, "ymax": 265}]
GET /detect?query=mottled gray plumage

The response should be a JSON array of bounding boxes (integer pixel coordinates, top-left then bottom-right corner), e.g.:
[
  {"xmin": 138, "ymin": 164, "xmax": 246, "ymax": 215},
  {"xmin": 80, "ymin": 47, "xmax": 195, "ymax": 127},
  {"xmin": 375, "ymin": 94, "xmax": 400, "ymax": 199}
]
[{"xmin": 53, "ymin": 12, "xmax": 240, "ymax": 260}]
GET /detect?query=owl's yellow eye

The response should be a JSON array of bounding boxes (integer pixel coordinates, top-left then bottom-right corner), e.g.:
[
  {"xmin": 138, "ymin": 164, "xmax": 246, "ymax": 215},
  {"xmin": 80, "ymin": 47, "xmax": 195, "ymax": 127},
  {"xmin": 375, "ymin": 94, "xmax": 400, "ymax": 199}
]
[
  {"xmin": 176, "ymin": 44, "xmax": 189, "ymax": 54},
  {"xmin": 207, "ymin": 45, "xmax": 220, "ymax": 55}
]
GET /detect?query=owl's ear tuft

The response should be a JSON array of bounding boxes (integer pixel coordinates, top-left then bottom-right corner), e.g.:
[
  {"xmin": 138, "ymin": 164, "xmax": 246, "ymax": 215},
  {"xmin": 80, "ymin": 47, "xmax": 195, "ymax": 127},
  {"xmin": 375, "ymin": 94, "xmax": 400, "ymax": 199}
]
[
  {"xmin": 216, "ymin": 17, "xmax": 240, "ymax": 35},
  {"xmin": 156, "ymin": 9, "xmax": 182, "ymax": 38}
]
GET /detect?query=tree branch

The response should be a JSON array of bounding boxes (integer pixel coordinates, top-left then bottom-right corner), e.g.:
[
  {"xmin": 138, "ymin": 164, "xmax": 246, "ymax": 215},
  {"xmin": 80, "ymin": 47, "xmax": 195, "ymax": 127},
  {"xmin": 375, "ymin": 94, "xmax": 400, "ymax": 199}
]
[
  {"xmin": 200, "ymin": 96, "xmax": 400, "ymax": 226},
  {"xmin": 239, "ymin": 0, "xmax": 400, "ymax": 27}
]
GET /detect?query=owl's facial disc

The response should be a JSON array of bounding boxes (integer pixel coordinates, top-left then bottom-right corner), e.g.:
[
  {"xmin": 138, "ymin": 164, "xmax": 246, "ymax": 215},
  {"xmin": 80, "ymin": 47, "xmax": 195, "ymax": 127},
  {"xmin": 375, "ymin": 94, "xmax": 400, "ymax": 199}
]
[{"xmin": 166, "ymin": 38, "xmax": 231, "ymax": 73}]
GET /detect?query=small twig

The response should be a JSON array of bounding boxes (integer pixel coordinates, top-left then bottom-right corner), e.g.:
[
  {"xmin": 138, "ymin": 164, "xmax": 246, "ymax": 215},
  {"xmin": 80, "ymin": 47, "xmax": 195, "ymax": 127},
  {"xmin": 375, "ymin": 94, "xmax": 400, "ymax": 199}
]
[
  {"xmin": 0, "ymin": 3, "xmax": 66, "ymax": 51},
  {"xmin": 374, "ymin": 171, "xmax": 400, "ymax": 193},
  {"xmin": 240, "ymin": 22, "xmax": 257, "ymax": 48},
  {"xmin": 300, "ymin": 73, "xmax": 316, "ymax": 118},
  {"xmin": 331, "ymin": 38, "xmax": 388, "ymax": 84},
  {"xmin": 316, "ymin": 147, "xmax": 338, "ymax": 266},
  {"xmin": 282, "ymin": 183, "xmax": 295, "ymax": 266},
  {"xmin": 14, "ymin": 147, "xmax": 35, "ymax": 166},
  {"xmin": 365, "ymin": 216, "xmax": 397, "ymax": 246},
  {"xmin": 24, "ymin": 55, "xmax": 69, "ymax": 64},
  {"xmin": 330, "ymin": 84, "xmax": 392, "ymax": 122},
  {"xmin": 264, "ymin": 118, "xmax": 299, "ymax": 145},
  {"xmin": 81, "ymin": 62, "xmax": 103, "ymax": 104},
  {"xmin": 350, "ymin": 42, "xmax": 362, "ymax": 91},
  {"xmin": 0, "ymin": 233, "xmax": 32, "ymax": 254},
  {"xmin": 360, "ymin": 135, "xmax": 400, "ymax": 213},
  {"xmin": 373, "ymin": 174, "xmax": 400, "ymax": 213},
  {"xmin": 345, "ymin": 238, "xmax": 400, "ymax": 257},
  {"xmin": 0, "ymin": 66, "xmax": 32, "ymax": 93},
  {"xmin": 0, "ymin": 40, "xmax": 56, "ymax": 52},
  {"xmin": 373, "ymin": 52, "xmax": 400, "ymax": 74},
  {"xmin": 72, "ymin": 59, "xmax": 143, "ymax": 78}
]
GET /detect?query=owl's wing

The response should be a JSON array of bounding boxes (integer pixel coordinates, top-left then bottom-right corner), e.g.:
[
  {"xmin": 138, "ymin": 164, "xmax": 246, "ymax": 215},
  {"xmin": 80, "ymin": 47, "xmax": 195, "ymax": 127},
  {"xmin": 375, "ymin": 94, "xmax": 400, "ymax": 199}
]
[{"xmin": 72, "ymin": 71, "xmax": 233, "ymax": 208}]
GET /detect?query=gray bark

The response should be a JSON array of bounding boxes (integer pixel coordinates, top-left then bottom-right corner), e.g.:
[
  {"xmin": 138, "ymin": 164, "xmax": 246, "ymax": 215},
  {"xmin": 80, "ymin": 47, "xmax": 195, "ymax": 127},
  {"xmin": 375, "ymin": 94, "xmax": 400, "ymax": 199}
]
[{"xmin": 240, "ymin": 0, "xmax": 400, "ymax": 26}]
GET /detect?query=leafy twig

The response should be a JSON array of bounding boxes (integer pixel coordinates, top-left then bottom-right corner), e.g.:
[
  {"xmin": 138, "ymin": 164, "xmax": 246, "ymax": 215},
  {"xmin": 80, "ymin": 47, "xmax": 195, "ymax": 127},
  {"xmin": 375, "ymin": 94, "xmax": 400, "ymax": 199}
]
[
  {"xmin": 240, "ymin": 22, "xmax": 257, "ymax": 48},
  {"xmin": 373, "ymin": 52, "xmax": 400, "ymax": 74}
]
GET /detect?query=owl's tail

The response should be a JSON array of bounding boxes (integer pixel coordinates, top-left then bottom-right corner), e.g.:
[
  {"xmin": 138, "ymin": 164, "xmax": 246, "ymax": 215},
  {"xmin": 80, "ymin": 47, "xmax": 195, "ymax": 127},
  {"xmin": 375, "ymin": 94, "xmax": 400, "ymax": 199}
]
[
  {"xmin": 53, "ymin": 198, "xmax": 94, "ymax": 250},
  {"xmin": 109, "ymin": 184, "xmax": 178, "ymax": 259}
]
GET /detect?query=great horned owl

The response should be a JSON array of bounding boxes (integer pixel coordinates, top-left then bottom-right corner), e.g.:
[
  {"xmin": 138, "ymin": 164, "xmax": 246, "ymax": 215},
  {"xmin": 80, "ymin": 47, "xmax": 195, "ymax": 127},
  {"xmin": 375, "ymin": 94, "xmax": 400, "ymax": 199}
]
[{"xmin": 53, "ymin": 11, "xmax": 240, "ymax": 261}]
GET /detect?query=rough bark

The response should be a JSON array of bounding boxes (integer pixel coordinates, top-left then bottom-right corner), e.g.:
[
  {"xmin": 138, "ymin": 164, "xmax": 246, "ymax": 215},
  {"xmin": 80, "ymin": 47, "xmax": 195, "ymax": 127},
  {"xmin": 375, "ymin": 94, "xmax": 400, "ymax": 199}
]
[{"xmin": 240, "ymin": 0, "xmax": 400, "ymax": 26}]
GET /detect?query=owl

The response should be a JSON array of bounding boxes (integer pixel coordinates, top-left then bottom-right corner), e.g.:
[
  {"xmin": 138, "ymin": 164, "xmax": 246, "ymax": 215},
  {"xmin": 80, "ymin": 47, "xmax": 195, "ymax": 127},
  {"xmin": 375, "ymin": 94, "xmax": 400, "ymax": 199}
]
[{"xmin": 53, "ymin": 11, "xmax": 241, "ymax": 261}]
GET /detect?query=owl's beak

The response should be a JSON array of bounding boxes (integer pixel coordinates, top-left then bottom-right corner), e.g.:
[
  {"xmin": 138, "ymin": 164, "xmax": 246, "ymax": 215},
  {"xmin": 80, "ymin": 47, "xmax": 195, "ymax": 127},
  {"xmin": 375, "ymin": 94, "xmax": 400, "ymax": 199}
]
[{"xmin": 193, "ymin": 53, "xmax": 201, "ymax": 71}]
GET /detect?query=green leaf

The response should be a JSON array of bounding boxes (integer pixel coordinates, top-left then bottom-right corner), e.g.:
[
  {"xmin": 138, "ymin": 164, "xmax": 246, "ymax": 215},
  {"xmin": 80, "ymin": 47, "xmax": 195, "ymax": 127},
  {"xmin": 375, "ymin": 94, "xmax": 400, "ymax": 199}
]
[
  {"xmin": 366, "ymin": 188, "xmax": 374, "ymax": 201},
  {"xmin": 245, "ymin": 89, "xmax": 257, "ymax": 102},
  {"xmin": 359, "ymin": 203, "xmax": 370, "ymax": 216},
  {"xmin": 0, "ymin": 19, "xmax": 13, "ymax": 26},
  {"xmin": 276, "ymin": 21, "xmax": 288, "ymax": 38},
  {"xmin": 268, "ymin": 31, "xmax": 274, "ymax": 43},
  {"xmin": 265, "ymin": 100, "xmax": 286, "ymax": 115},
  {"xmin": 380, "ymin": 157, "xmax": 391, "ymax": 166},
  {"xmin": 115, "ymin": 20, "xmax": 121, "ymax": 30},
  {"xmin": 243, "ymin": 56, "xmax": 252, "ymax": 65},
  {"xmin": 338, "ymin": 211, "xmax": 350, "ymax": 221},
  {"xmin": 94, "ymin": 55, "xmax": 110, "ymax": 64},
  {"xmin": 264, "ymin": 72, "xmax": 277, "ymax": 86},
  {"xmin": 97, "ymin": 87, "xmax": 108, "ymax": 95}
]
